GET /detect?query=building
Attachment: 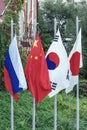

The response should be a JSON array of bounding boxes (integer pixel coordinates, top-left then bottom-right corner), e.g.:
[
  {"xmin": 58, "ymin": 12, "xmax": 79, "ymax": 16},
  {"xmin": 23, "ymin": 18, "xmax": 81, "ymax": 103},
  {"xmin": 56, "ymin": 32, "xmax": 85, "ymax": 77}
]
[
  {"xmin": 0, "ymin": 0, "xmax": 5, "ymax": 22},
  {"xmin": 19, "ymin": 0, "xmax": 38, "ymax": 52}
]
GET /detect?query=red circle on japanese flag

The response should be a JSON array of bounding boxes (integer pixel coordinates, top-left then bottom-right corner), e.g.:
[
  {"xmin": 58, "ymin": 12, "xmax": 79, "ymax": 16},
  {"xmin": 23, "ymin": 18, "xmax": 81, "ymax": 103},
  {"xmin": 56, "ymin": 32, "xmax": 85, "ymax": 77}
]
[{"xmin": 70, "ymin": 51, "xmax": 80, "ymax": 76}]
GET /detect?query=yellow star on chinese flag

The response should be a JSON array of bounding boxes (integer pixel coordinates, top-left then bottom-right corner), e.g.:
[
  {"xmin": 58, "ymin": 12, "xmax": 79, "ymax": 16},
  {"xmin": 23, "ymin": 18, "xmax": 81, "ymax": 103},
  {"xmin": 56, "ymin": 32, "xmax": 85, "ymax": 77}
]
[
  {"xmin": 34, "ymin": 56, "xmax": 38, "ymax": 60},
  {"xmin": 33, "ymin": 40, "xmax": 38, "ymax": 48}
]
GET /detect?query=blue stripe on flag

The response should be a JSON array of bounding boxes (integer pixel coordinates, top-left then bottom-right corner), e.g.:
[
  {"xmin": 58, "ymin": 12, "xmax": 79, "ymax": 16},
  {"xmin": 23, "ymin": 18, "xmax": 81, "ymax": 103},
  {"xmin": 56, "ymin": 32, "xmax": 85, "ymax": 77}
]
[{"xmin": 4, "ymin": 51, "xmax": 23, "ymax": 94}]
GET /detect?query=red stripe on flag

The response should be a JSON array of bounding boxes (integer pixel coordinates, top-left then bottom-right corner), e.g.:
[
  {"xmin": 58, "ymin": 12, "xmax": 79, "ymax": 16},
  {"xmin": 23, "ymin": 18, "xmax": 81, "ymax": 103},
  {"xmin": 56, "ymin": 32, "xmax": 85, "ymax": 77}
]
[{"xmin": 4, "ymin": 67, "xmax": 19, "ymax": 101}]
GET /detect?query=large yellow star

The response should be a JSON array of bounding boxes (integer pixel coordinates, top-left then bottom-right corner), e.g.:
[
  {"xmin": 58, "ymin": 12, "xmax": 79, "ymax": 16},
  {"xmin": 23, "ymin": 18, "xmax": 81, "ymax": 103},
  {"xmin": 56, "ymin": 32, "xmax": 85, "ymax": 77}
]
[{"xmin": 33, "ymin": 40, "xmax": 38, "ymax": 48}]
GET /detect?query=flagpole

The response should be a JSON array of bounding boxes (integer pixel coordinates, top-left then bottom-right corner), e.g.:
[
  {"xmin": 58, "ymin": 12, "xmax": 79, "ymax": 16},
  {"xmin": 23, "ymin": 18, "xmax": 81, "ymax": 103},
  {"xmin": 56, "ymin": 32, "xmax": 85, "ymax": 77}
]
[
  {"xmin": 32, "ymin": 98, "xmax": 36, "ymax": 130},
  {"xmin": 32, "ymin": 0, "xmax": 36, "ymax": 130},
  {"xmin": 11, "ymin": 19, "xmax": 14, "ymax": 130},
  {"xmin": 32, "ymin": 0, "xmax": 34, "ymax": 39},
  {"xmin": 27, "ymin": 0, "xmax": 30, "ymax": 24},
  {"xmin": 54, "ymin": 17, "xmax": 58, "ymax": 130},
  {"xmin": 54, "ymin": 95, "xmax": 57, "ymax": 130},
  {"xmin": 76, "ymin": 16, "xmax": 79, "ymax": 130}
]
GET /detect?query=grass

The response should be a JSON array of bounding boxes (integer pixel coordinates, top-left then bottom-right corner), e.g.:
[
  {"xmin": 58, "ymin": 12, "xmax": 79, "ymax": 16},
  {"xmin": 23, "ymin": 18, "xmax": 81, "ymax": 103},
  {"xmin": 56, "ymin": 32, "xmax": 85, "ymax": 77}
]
[{"xmin": 0, "ymin": 89, "xmax": 87, "ymax": 130}]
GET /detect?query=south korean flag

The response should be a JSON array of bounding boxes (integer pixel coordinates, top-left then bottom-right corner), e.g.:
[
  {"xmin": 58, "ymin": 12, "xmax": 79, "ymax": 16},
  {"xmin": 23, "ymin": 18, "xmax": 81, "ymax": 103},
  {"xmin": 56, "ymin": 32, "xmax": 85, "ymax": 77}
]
[{"xmin": 46, "ymin": 29, "xmax": 69, "ymax": 97}]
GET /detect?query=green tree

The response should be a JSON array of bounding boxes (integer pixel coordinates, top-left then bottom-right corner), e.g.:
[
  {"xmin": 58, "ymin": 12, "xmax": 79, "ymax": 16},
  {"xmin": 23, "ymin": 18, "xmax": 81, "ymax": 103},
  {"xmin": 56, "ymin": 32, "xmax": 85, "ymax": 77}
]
[
  {"xmin": 78, "ymin": 4, "xmax": 87, "ymax": 78},
  {"xmin": 38, "ymin": 1, "xmax": 78, "ymax": 51}
]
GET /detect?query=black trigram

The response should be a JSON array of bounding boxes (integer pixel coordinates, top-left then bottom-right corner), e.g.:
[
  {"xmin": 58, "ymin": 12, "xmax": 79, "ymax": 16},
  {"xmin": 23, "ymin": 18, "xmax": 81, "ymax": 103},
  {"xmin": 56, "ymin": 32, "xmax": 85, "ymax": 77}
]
[
  {"xmin": 53, "ymin": 35, "xmax": 59, "ymax": 42},
  {"xmin": 50, "ymin": 81, "xmax": 57, "ymax": 90},
  {"xmin": 66, "ymin": 70, "xmax": 69, "ymax": 80}
]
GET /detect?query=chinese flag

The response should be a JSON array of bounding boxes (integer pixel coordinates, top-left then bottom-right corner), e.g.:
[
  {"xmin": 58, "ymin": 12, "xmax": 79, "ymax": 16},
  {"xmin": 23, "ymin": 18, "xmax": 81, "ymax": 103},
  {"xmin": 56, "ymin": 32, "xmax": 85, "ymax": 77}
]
[{"xmin": 25, "ymin": 33, "xmax": 51, "ymax": 104}]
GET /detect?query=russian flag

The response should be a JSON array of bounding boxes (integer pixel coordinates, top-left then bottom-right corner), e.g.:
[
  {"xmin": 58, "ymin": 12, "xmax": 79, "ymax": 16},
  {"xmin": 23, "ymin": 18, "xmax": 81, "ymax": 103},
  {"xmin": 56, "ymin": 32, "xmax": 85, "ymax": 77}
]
[{"xmin": 4, "ymin": 35, "xmax": 27, "ymax": 101}]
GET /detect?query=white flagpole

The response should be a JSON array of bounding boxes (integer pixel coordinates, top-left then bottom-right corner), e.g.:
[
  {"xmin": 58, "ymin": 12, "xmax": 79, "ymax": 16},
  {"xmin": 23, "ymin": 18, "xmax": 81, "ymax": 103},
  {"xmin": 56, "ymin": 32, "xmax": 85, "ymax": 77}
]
[
  {"xmin": 54, "ymin": 95, "xmax": 57, "ymax": 130},
  {"xmin": 32, "ymin": 98, "xmax": 36, "ymax": 130},
  {"xmin": 11, "ymin": 19, "xmax": 14, "ymax": 130},
  {"xmin": 27, "ymin": 0, "xmax": 30, "ymax": 24},
  {"xmin": 76, "ymin": 16, "xmax": 79, "ymax": 130},
  {"xmin": 54, "ymin": 17, "xmax": 58, "ymax": 130},
  {"xmin": 32, "ymin": 0, "xmax": 34, "ymax": 39},
  {"xmin": 32, "ymin": 0, "xmax": 36, "ymax": 130},
  {"xmin": 11, "ymin": 96, "xmax": 14, "ymax": 130}
]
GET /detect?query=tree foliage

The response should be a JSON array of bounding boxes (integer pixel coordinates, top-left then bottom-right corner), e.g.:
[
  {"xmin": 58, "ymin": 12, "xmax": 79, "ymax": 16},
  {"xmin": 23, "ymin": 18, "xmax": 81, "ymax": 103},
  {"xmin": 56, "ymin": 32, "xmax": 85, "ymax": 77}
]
[{"xmin": 78, "ymin": 4, "xmax": 87, "ymax": 78}]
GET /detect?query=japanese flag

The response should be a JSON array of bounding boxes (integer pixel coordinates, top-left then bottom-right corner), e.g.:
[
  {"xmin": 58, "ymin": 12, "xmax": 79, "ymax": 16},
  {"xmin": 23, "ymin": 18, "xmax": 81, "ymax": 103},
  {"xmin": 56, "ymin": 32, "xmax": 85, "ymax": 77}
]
[{"xmin": 66, "ymin": 28, "xmax": 83, "ymax": 93}]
